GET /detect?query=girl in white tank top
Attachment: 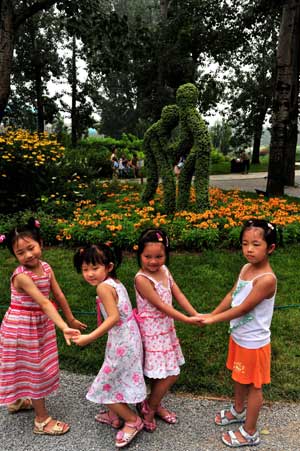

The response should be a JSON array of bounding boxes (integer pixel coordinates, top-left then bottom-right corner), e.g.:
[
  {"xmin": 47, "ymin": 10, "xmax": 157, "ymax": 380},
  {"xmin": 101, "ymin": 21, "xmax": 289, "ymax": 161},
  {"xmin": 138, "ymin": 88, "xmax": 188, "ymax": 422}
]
[{"xmin": 199, "ymin": 219, "xmax": 277, "ymax": 448}]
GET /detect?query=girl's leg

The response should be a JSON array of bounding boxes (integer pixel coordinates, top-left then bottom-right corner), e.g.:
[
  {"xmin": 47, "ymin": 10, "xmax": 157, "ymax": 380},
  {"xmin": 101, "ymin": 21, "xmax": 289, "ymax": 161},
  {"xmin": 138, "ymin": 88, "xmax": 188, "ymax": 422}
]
[
  {"xmin": 234, "ymin": 381, "xmax": 249, "ymax": 412},
  {"xmin": 148, "ymin": 375, "xmax": 178, "ymax": 411},
  {"xmin": 222, "ymin": 385, "xmax": 262, "ymax": 445},
  {"xmin": 243, "ymin": 385, "xmax": 263, "ymax": 434},
  {"xmin": 32, "ymin": 398, "xmax": 69, "ymax": 434},
  {"xmin": 215, "ymin": 381, "xmax": 248, "ymax": 424},
  {"xmin": 109, "ymin": 403, "xmax": 142, "ymax": 434}
]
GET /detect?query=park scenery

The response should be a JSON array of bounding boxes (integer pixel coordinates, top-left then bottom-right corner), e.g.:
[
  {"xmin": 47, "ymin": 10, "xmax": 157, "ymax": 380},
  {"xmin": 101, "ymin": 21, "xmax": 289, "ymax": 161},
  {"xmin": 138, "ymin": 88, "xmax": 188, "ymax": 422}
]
[{"xmin": 1, "ymin": 0, "xmax": 300, "ymax": 403}]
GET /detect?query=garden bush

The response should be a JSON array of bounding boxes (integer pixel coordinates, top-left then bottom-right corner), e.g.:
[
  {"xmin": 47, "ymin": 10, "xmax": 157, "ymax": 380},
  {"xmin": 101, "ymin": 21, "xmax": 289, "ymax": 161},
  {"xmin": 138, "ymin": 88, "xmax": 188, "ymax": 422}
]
[{"xmin": 0, "ymin": 129, "xmax": 64, "ymax": 213}]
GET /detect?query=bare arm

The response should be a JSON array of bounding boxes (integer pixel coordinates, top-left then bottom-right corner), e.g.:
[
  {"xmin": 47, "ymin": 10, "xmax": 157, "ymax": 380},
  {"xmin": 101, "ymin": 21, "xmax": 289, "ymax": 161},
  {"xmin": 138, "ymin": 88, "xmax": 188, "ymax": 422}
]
[
  {"xmin": 72, "ymin": 283, "xmax": 120, "ymax": 346},
  {"xmin": 201, "ymin": 275, "xmax": 276, "ymax": 325},
  {"xmin": 50, "ymin": 268, "xmax": 87, "ymax": 330},
  {"xmin": 14, "ymin": 274, "xmax": 80, "ymax": 344},
  {"xmin": 135, "ymin": 275, "xmax": 200, "ymax": 325},
  {"xmin": 171, "ymin": 280, "xmax": 198, "ymax": 315}
]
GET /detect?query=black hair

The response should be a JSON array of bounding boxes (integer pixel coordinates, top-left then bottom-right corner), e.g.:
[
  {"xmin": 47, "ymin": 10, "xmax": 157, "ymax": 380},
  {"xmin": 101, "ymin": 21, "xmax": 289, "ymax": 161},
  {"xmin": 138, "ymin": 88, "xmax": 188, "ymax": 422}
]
[
  {"xmin": 136, "ymin": 228, "xmax": 170, "ymax": 267},
  {"xmin": 73, "ymin": 243, "xmax": 122, "ymax": 278},
  {"xmin": 6, "ymin": 217, "xmax": 42, "ymax": 255},
  {"xmin": 239, "ymin": 219, "xmax": 277, "ymax": 247}
]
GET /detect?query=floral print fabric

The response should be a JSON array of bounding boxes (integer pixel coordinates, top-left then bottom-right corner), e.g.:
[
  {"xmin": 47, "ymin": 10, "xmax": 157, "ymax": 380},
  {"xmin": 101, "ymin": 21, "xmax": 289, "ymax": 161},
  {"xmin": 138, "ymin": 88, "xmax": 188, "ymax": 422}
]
[
  {"xmin": 86, "ymin": 278, "xmax": 146, "ymax": 405},
  {"xmin": 135, "ymin": 265, "xmax": 185, "ymax": 379}
]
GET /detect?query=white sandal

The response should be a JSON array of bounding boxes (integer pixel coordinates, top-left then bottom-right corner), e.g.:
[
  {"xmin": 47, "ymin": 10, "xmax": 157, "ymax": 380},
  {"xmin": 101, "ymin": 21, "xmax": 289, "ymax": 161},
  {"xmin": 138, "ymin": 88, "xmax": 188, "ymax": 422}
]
[
  {"xmin": 215, "ymin": 404, "xmax": 246, "ymax": 426},
  {"xmin": 222, "ymin": 425, "xmax": 260, "ymax": 447}
]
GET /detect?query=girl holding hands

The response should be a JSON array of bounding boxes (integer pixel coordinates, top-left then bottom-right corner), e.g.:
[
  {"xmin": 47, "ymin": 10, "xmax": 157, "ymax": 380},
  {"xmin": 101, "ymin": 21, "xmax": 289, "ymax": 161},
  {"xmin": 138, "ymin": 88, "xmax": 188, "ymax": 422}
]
[
  {"xmin": 134, "ymin": 228, "xmax": 201, "ymax": 432},
  {"xmin": 73, "ymin": 243, "xmax": 146, "ymax": 448},
  {"xmin": 199, "ymin": 219, "xmax": 277, "ymax": 448},
  {"xmin": 0, "ymin": 218, "xmax": 85, "ymax": 435}
]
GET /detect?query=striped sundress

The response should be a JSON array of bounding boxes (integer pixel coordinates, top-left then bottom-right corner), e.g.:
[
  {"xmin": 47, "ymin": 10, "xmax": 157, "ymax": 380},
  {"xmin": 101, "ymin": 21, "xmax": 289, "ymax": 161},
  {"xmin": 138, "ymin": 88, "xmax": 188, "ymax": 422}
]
[{"xmin": 0, "ymin": 261, "xmax": 59, "ymax": 404}]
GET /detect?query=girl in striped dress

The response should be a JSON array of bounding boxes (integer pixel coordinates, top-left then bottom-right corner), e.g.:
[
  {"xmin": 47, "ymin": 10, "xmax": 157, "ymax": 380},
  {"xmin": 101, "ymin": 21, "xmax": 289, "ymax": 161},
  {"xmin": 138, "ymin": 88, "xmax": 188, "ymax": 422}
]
[{"xmin": 0, "ymin": 218, "xmax": 86, "ymax": 435}]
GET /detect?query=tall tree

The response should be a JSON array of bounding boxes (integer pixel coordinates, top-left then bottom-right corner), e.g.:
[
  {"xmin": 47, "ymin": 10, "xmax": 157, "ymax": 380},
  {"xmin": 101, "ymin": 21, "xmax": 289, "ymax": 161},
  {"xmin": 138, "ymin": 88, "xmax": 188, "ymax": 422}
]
[
  {"xmin": 11, "ymin": 10, "xmax": 63, "ymax": 132},
  {"xmin": 0, "ymin": 0, "xmax": 60, "ymax": 121},
  {"xmin": 267, "ymin": 0, "xmax": 300, "ymax": 195}
]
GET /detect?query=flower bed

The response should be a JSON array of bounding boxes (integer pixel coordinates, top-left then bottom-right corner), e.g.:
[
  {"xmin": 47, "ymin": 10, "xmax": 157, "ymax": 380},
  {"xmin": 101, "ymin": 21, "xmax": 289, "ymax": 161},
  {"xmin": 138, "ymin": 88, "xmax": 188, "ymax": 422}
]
[{"xmin": 52, "ymin": 183, "xmax": 300, "ymax": 249}]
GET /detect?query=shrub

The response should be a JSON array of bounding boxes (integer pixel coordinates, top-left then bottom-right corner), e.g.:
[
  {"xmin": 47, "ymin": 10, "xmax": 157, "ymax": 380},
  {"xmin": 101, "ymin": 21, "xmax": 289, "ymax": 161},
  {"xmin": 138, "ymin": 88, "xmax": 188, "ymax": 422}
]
[{"xmin": 0, "ymin": 129, "xmax": 64, "ymax": 213}]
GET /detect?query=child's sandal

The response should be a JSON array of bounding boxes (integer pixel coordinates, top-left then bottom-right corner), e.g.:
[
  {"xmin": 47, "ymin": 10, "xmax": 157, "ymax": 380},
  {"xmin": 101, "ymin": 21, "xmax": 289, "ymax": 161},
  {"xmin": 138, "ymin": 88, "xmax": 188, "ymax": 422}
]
[
  {"xmin": 137, "ymin": 400, "xmax": 157, "ymax": 432},
  {"xmin": 115, "ymin": 416, "xmax": 143, "ymax": 448},
  {"xmin": 156, "ymin": 403, "xmax": 177, "ymax": 424},
  {"xmin": 33, "ymin": 416, "xmax": 70, "ymax": 435},
  {"xmin": 7, "ymin": 398, "xmax": 33, "ymax": 414},
  {"xmin": 95, "ymin": 410, "xmax": 123, "ymax": 429},
  {"xmin": 221, "ymin": 425, "xmax": 260, "ymax": 447},
  {"xmin": 215, "ymin": 404, "xmax": 246, "ymax": 426}
]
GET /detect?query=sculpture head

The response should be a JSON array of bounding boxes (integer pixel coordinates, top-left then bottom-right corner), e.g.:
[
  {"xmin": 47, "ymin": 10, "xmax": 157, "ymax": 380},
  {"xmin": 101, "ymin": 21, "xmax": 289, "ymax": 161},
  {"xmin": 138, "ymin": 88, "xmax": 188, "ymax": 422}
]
[
  {"xmin": 176, "ymin": 83, "xmax": 198, "ymax": 109},
  {"xmin": 160, "ymin": 104, "xmax": 179, "ymax": 129}
]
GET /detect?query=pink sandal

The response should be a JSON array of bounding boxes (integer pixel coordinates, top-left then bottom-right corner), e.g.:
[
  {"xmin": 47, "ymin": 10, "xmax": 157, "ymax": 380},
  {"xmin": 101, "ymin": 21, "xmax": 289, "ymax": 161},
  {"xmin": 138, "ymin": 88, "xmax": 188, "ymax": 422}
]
[
  {"xmin": 137, "ymin": 400, "xmax": 157, "ymax": 432},
  {"xmin": 115, "ymin": 416, "xmax": 143, "ymax": 448},
  {"xmin": 156, "ymin": 403, "xmax": 177, "ymax": 424},
  {"xmin": 95, "ymin": 410, "xmax": 123, "ymax": 429}
]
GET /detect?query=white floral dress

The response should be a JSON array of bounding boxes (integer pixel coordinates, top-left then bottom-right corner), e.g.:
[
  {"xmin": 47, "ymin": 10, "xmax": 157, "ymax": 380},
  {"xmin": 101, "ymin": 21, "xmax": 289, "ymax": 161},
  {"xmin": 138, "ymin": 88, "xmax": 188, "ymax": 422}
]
[
  {"xmin": 86, "ymin": 278, "xmax": 146, "ymax": 405},
  {"xmin": 135, "ymin": 265, "xmax": 185, "ymax": 379}
]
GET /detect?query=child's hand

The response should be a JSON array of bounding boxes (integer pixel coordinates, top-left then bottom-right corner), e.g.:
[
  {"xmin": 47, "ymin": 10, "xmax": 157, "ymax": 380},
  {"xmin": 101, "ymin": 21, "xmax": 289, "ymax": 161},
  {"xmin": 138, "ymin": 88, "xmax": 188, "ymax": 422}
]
[
  {"xmin": 72, "ymin": 334, "xmax": 92, "ymax": 347},
  {"xmin": 187, "ymin": 316, "xmax": 206, "ymax": 326},
  {"xmin": 68, "ymin": 317, "xmax": 88, "ymax": 331},
  {"xmin": 197, "ymin": 313, "xmax": 215, "ymax": 325},
  {"xmin": 63, "ymin": 328, "xmax": 81, "ymax": 345}
]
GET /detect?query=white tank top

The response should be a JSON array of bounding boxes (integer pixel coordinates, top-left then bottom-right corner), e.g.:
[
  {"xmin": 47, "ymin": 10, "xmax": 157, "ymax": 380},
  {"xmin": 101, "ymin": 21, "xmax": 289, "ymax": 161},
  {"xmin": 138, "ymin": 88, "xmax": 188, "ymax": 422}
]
[{"xmin": 230, "ymin": 265, "xmax": 277, "ymax": 349}]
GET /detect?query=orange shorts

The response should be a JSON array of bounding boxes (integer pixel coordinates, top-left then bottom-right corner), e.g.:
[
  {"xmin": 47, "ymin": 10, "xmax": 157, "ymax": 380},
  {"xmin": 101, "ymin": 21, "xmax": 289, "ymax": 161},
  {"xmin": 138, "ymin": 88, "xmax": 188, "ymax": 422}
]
[{"xmin": 226, "ymin": 336, "xmax": 271, "ymax": 388}]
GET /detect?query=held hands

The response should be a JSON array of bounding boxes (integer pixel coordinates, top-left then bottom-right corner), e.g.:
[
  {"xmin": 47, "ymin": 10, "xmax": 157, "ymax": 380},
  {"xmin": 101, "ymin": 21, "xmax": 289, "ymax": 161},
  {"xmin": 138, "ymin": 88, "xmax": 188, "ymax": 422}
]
[
  {"xmin": 196, "ymin": 313, "xmax": 215, "ymax": 325},
  {"xmin": 72, "ymin": 334, "xmax": 93, "ymax": 347},
  {"xmin": 62, "ymin": 327, "xmax": 81, "ymax": 345},
  {"xmin": 187, "ymin": 315, "xmax": 206, "ymax": 327}
]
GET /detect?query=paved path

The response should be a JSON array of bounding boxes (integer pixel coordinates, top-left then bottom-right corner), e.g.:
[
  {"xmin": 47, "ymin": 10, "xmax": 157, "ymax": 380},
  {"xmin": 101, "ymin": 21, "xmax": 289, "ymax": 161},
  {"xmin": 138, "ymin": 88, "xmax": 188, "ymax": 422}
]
[
  {"xmin": 1, "ymin": 172, "xmax": 300, "ymax": 451},
  {"xmin": 209, "ymin": 170, "xmax": 300, "ymax": 198},
  {"xmin": 1, "ymin": 371, "xmax": 300, "ymax": 451}
]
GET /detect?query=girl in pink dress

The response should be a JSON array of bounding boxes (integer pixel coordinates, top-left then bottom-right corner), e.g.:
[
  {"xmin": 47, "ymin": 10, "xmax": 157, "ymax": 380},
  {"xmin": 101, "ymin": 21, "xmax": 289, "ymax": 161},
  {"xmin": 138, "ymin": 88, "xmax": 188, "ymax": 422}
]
[
  {"xmin": 134, "ymin": 228, "xmax": 201, "ymax": 432},
  {"xmin": 73, "ymin": 243, "xmax": 146, "ymax": 448},
  {"xmin": 0, "ymin": 218, "xmax": 85, "ymax": 435}
]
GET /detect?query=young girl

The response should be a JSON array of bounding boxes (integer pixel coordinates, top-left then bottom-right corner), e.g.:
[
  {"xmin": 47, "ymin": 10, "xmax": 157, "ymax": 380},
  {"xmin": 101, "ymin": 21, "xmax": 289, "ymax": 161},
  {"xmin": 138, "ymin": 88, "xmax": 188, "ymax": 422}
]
[
  {"xmin": 73, "ymin": 243, "xmax": 146, "ymax": 448},
  {"xmin": 0, "ymin": 218, "xmax": 86, "ymax": 435},
  {"xmin": 199, "ymin": 219, "xmax": 277, "ymax": 448},
  {"xmin": 134, "ymin": 228, "xmax": 201, "ymax": 432}
]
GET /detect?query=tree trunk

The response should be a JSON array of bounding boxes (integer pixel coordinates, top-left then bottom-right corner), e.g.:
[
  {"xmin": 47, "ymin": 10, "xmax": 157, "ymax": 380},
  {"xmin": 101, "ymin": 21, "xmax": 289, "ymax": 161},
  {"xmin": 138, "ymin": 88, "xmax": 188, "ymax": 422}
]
[
  {"xmin": 267, "ymin": 0, "xmax": 300, "ymax": 195},
  {"xmin": 251, "ymin": 108, "xmax": 267, "ymax": 164},
  {"xmin": 0, "ymin": 1, "xmax": 15, "ymax": 121},
  {"xmin": 0, "ymin": 0, "xmax": 57, "ymax": 121},
  {"xmin": 35, "ymin": 65, "xmax": 44, "ymax": 132},
  {"xmin": 71, "ymin": 35, "xmax": 78, "ymax": 147}
]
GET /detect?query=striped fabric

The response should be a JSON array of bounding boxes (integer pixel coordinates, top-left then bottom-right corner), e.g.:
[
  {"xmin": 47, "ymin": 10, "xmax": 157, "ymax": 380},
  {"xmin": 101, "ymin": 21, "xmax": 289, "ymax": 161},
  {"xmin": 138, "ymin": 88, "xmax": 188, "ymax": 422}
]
[{"xmin": 0, "ymin": 261, "xmax": 59, "ymax": 404}]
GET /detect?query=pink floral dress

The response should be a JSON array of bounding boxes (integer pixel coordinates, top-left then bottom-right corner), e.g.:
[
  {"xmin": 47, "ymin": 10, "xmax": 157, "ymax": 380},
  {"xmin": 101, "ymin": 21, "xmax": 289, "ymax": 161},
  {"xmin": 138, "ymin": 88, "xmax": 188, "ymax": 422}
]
[
  {"xmin": 86, "ymin": 278, "xmax": 146, "ymax": 405},
  {"xmin": 135, "ymin": 265, "xmax": 185, "ymax": 379}
]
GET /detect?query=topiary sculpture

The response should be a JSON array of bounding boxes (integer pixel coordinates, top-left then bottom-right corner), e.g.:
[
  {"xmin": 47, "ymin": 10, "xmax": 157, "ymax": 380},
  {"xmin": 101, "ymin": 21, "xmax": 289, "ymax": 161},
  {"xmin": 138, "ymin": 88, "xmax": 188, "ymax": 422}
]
[
  {"xmin": 142, "ymin": 104, "xmax": 179, "ymax": 214},
  {"xmin": 175, "ymin": 83, "xmax": 211, "ymax": 211}
]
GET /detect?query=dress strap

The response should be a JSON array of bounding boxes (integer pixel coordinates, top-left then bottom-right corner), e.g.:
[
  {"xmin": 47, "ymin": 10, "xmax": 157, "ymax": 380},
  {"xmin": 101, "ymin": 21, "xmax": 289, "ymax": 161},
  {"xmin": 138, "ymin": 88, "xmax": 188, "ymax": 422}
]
[{"xmin": 251, "ymin": 272, "xmax": 277, "ymax": 282}]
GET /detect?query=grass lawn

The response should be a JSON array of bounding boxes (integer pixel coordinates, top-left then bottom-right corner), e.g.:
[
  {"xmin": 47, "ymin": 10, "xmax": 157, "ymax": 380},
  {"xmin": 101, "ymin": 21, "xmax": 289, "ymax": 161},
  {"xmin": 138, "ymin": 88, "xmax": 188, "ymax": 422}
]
[{"xmin": 1, "ymin": 244, "xmax": 300, "ymax": 401}]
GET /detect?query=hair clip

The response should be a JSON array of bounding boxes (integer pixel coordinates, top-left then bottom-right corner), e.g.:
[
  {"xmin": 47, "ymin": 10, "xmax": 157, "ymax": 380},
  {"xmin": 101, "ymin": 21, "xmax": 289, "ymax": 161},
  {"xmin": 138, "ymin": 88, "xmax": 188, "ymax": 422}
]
[
  {"xmin": 105, "ymin": 241, "xmax": 113, "ymax": 247},
  {"xmin": 0, "ymin": 234, "xmax": 6, "ymax": 243},
  {"xmin": 34, "ymin": 219, "xmax": 41, "ymax": 228},
  {"xmin": 267, "ymin": 223, "xmax": 274, "ymax": 230},
  {"xmin": 156, "ymin": 232, "xmax": 163, "ymax": 242}
]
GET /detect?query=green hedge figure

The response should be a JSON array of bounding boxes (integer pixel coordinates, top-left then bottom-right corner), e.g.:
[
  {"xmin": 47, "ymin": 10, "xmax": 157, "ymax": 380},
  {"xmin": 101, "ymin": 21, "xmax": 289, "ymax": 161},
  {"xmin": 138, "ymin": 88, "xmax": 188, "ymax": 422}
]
[
  {"xmin": 142, "ymin": 105, "xmax": 179, "ymax": 214},
  {"xmin": 175, "ymin": 83, "xmax": 211, "ymax": 211}
]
